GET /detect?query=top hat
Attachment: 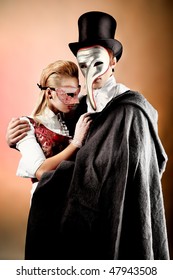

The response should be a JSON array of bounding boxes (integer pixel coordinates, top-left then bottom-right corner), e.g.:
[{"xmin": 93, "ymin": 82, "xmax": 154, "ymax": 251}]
[{"xmin": 69, "ymin": 11, "xmax": 123, "ymax": 61}]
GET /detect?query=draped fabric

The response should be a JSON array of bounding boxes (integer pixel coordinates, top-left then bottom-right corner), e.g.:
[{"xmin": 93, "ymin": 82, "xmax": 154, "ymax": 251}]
[{"xmin": 25, "ymin": 91, "xmax": 169, "ymax": 260}]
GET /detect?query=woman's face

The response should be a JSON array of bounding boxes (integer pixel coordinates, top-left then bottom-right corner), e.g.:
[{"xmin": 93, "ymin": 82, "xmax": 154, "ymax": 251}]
[{"xmin": 47, "ymin": 76, "xmax": 80, "ymax": 114}]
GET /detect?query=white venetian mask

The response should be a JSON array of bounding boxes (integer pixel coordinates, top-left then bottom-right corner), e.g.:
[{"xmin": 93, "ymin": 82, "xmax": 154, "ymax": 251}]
[{"xmin": 77, "ymin": 45, "xmax": 110, "ymax": 110}]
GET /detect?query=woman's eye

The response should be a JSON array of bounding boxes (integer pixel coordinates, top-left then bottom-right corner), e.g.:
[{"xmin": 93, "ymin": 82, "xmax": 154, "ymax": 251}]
[
  {"xmin": 94, "ymin": 61, "xmax": 103, "ymax": 67},
  {"xmin": 67, "ymin": 93, "xmax": 75, "ymax": 97}
]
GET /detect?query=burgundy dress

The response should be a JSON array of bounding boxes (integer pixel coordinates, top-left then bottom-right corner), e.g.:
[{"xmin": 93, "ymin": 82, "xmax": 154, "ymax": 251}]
[{"xmin": 28, "ymin": 117, "xmax": 70, "ymax": 158}]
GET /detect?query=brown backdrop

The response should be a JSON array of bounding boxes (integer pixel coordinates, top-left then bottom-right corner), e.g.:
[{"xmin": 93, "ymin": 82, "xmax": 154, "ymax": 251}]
[{"xmin": 0, "ymin": 0, "xmax": 172, "ymax": 259}]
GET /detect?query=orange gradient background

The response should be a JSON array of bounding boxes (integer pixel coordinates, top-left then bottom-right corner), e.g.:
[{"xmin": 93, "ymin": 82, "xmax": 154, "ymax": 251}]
[{"xmin": 0, "ymin": 0, "xmax": 172, "ymax": 259}]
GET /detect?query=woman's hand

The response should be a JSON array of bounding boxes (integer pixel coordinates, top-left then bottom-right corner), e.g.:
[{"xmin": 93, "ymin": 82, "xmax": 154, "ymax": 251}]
[
  {"xmin": 35, "ymin": 113, "xmax": 92, "ymax": 180},
  {"xmin": 72, "ymin": 113, "xmax": 92, "ymax": 148},
  {"xmin": 6, "ymin": 117, "xmax": 31, "ymax": 147}
]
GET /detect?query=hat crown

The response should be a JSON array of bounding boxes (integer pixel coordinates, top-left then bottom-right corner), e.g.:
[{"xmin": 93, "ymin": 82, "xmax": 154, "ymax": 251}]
[
  {"xmin": 78, "ymin": 11, "xmax": 117, "ymax": 42},
  {"xmin": 69, "ymin": 11, "xmax": 122, "ymax": 61}
]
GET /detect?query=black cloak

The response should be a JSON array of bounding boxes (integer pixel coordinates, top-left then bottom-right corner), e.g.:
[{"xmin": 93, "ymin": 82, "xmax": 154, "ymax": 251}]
[{"xmin": 25, "ymin": 91, "xmax": 169, "ymax": 260}]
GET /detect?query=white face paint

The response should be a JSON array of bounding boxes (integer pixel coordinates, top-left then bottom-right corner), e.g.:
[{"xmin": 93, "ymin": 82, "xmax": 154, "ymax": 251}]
[{"xmin": 77, "ymin": 46, "xmax": 110, "ymax": 110}]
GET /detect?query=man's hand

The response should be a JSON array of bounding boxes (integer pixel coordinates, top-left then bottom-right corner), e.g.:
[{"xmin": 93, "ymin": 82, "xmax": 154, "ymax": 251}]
[{"xmin": 6, "ymin": 117, "xmax": 31, "ymax": 148}]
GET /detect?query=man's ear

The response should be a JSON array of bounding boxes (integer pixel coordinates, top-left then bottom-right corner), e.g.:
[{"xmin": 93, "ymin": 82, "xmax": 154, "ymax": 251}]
[
  {"xmin": 111, "ymin": 57, "xmax": 116, "ymax": 72},
  {"xmin": 112, "ymin": 57, "xmax": 116, "ymax": 66}
]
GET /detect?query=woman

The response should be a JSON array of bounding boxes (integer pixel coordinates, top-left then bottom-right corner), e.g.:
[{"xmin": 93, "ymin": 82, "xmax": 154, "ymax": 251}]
[{"xmin": 15, "ymin": 60, "xmax": 91, "ymax": 196}]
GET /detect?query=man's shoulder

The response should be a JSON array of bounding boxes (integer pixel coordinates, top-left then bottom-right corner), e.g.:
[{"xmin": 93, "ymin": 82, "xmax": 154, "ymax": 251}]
[
  {"xmin": 104, "ymin": 90, "xmax": 158, "ymax": 125},
  {"xmin": 113, "ymin": 90, "xmax": 146, "ymax": 105},
  {"xmin": 112, "ymin": 90, "xmax": 156, "ymax": 114}
]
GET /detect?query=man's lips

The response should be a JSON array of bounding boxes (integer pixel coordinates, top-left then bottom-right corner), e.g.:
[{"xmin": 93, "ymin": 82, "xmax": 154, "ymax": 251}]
[{"xmin": 94, "ymin": 77, "xmax": 101, "ymax": 82}]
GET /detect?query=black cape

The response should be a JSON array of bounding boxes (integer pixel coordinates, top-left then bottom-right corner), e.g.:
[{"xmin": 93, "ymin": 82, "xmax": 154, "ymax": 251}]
[{"xmin": 25, "ymin": 91, "xmax": 169, "ymax": 260}]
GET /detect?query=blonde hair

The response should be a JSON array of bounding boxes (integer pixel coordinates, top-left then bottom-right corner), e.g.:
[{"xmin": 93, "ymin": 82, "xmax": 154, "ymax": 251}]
[{"xmin": 31, "ymin": 60, "xmax": 79, "ymax": 118}]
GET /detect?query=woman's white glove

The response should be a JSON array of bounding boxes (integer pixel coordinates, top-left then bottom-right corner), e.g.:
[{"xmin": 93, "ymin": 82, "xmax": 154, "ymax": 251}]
[{"xmin": 71, "ymin": 113, "xmax": 92, "ymax": 148}]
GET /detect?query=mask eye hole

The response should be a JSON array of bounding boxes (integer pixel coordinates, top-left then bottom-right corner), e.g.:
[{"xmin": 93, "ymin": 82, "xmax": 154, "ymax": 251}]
[
  {"xmin": 67, "ymin": 93, "xmax": 75, "ymax": 97},
  {"xmin": 80, "ymin": 64, "xmax": 87, "ymax": 69},
  {"xmin": 94, "ymin": 61, "xmax": 103, "ymax": 67}
]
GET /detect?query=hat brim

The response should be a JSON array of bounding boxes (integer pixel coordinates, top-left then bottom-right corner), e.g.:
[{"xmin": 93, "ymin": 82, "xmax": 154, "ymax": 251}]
[{"xmin": 69, "ymin": 39, "xmax": 123, "ymax": 61}]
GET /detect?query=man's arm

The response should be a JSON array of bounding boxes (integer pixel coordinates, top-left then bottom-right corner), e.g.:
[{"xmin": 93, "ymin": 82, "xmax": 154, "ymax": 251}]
[{"xmin": 6, "ymin": 117, "xmax": 31, "ymax": 148}]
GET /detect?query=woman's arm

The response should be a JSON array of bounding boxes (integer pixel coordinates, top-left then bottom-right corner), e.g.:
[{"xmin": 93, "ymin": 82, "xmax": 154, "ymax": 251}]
[
  {"xmin": 35, "ymin": 142, "xmax": 78, "ymax": 180},
  {"xmin": 35, "ymin": 113, "xmax": 91, "ymax": 180},
  {"xmin": 16, "ymin": 113, "xmax": 91, "ymax": 181}
]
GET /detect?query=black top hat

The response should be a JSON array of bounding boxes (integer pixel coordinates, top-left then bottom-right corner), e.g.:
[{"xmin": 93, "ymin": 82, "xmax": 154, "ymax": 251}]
[{"xmin": 69, "ymin": 11, "xmax": 123, "ymax": 61}]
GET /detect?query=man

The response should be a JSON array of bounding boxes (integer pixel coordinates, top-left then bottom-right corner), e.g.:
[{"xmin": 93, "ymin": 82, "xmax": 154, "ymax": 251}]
[{"xmin": 6, "ymin": 11, "xmax": 169, "ymax": 260}]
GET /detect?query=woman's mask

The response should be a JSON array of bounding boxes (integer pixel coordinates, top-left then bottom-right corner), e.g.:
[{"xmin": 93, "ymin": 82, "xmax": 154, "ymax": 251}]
[{"xmin": 77, "ymin": 46, "xmax": 110, "ymax": 110}]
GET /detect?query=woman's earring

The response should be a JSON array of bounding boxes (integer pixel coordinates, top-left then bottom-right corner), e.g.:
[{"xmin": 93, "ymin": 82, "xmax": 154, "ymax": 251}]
[{"xmin": 112, "ymin": 68, "xmax": 114, "ymax": 72}]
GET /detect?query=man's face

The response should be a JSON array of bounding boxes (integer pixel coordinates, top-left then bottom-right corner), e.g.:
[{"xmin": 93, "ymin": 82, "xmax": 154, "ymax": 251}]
[{"xmin": 77, "ymin": 45, "xmax": 111, "ymax": 110}]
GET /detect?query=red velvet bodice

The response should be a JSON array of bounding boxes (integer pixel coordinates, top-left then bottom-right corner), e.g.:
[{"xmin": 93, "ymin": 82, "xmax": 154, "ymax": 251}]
[{"xmin": 28, "ymin": 118, "xmax": 70, "ymax": 158}]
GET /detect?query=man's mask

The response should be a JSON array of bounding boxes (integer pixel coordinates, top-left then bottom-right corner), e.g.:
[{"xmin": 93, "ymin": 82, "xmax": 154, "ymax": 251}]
[{"xmin": 77, "ymin": 46, "xmax": 110, "ymax": 110}]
